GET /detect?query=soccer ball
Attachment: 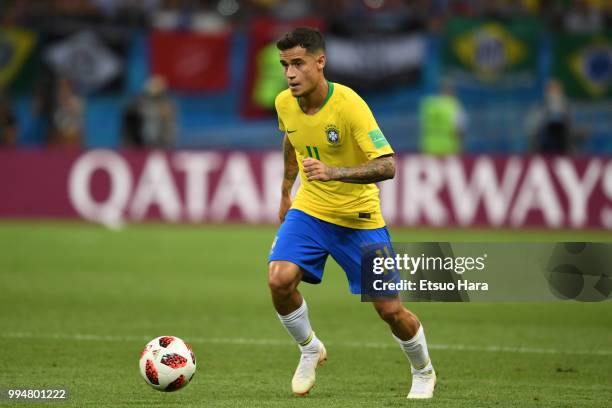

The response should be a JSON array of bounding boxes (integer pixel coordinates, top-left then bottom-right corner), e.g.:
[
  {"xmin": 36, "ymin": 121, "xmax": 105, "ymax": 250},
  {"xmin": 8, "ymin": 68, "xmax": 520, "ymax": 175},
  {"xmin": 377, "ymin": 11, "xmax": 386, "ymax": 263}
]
[{"xmin": 139, "ymin": 336, "xmax": 196, "ymax": 392}]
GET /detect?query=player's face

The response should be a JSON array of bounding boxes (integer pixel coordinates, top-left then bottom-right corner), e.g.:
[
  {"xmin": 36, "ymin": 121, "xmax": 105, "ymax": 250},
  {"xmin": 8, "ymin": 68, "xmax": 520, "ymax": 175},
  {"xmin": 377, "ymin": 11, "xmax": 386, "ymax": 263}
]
[{"xmin": 279, "ymin": 46, "xmax": 325, "ymax": 97}]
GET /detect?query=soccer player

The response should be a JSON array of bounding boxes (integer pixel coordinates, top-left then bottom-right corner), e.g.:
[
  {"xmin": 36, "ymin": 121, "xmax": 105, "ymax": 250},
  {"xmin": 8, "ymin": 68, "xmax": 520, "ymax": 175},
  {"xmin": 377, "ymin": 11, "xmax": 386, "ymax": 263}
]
[{"xmin": 268, "ymin": 27, "xmax": 436, "ymax": 399}]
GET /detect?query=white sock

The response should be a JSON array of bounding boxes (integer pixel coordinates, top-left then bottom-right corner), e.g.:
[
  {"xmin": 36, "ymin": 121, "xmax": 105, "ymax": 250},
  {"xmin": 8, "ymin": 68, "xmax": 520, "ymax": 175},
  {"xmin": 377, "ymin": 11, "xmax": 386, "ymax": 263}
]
[
  {"xmin": 393, "ymin": 325, "xmax": 433, "ymax": 373},
  {"xmin": 277, "ymin": 299, "xmax": 320, "ymax": 353}
]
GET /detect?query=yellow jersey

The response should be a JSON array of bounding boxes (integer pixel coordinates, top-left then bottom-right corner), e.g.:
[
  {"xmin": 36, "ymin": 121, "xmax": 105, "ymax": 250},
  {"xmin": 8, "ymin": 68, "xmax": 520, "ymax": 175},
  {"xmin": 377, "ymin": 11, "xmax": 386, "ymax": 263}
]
[{"xmin": 275, "ymin": 81, "xmax": 394, "ymax": 229}]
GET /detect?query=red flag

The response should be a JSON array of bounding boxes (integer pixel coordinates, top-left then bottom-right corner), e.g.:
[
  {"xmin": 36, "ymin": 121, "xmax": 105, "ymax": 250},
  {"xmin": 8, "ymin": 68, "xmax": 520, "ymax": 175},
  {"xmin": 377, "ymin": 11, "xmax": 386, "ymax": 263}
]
[{"xmin": 150, "ymin": 30, "xmax": 231, "ymax": 92}]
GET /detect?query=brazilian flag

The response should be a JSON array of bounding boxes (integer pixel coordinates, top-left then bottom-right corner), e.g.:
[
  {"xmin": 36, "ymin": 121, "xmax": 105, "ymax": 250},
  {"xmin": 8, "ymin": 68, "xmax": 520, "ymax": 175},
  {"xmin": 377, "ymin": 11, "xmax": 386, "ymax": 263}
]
[
  {"xmin": 553, "ymin": 32, "xmax": 612, "ymax": 99},
  {"xmin": 0, "ymin": 27, "xmax": 36, "ymax": 91},
  {"xmin": 442, "ymin": 18, "xmax": 538, "ymax": 86}
]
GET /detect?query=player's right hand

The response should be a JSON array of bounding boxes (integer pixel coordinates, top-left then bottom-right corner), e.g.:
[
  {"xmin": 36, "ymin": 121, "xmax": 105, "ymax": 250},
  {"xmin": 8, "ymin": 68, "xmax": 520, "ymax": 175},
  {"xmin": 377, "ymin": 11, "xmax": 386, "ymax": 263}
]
[{"xmin": 279, "ymin": 195, "xmax": 292, "ymax": 222}]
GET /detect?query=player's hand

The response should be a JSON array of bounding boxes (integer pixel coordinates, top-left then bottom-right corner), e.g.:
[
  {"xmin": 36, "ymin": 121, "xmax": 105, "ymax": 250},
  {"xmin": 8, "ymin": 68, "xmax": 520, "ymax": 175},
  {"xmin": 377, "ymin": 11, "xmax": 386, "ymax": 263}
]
[
  {"xmin": 303, "ymin": 157, "xmax": 334, "ymax": 182},
  {"xmin": 278, "ymin": 194, "xmax": 292, "ymax": 222}
]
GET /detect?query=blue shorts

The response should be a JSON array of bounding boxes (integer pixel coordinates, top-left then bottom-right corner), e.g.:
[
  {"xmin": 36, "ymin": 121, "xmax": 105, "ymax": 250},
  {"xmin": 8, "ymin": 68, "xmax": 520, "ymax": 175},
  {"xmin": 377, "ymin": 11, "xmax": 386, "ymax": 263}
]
[{"xmin": 268, "ymin": 209, "xmax": 392, "ymax": 294}]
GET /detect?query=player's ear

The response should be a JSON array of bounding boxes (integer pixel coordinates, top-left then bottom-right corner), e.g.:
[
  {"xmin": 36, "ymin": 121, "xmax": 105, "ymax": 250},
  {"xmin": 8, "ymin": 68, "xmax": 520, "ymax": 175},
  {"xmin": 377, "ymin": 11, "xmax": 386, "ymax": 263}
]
[{"xmin": 316, "ymin": 53, "xmax": 326, "ymax": 71}]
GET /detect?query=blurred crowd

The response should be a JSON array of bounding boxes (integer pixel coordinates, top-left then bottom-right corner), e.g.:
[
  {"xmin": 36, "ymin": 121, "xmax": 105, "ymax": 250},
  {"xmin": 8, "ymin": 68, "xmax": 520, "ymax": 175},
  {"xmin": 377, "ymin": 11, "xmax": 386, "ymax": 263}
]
[
  {"xmin": 2, "ymin": 0, "xmax": 611, "ymax": 33},
  {"xmin": 0, "ymin": 74, "xmax": 175, "ymax": 148},
  {"xmin": 0, "ymin": 0, "xmax": 610, "ymax": 152}
]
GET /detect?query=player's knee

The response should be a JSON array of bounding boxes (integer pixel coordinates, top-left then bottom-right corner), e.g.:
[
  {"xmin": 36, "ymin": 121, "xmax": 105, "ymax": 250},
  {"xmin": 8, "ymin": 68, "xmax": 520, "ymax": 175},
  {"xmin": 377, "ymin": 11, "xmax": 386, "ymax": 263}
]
[
  {"xmin": 268, "ymin": 261, "xmax": 300, "ymax": 295},
  {"xmin": 374, "ymin": 300, "xmax": 403, "ymax": 324}
]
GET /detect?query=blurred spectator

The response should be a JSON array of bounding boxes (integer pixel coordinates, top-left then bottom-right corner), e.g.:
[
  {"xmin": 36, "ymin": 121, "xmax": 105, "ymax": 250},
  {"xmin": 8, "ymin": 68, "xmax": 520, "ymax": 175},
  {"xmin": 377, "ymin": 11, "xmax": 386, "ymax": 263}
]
[
  {"xmin": 122, "ymin": 75, "xmax": 176, "ymax": 148},
  {"xmin": 0, "ymin": 94, "xmax": 18, "ymax": 146},
  {"xmin": 22, "ymin": 71, "xmax": 55, "ymax": 145},
  {"xmin": 326, "ymin": 0, "xmax": 426, "ymax": 35},
  {"xmin": 527, "ymin": 79, "xmax": 576, "ymax": 154},
  {"xmin": 91, "ymin": 0, "xmax": 162, "ymax": 17},
  {"xmin": 419, "ymin": 80, "xmax": 467, "ymax": 155},
  {"xmin": 563, "ymin": 0, "xmax": 604, "ymax": 33},
  {"xmin": 49, "ymin": 78, "xmax": 84, "ymax": 147},
  {"xmin": 271, "ymin": 0, "xmax": 312, "ymax": 20}
]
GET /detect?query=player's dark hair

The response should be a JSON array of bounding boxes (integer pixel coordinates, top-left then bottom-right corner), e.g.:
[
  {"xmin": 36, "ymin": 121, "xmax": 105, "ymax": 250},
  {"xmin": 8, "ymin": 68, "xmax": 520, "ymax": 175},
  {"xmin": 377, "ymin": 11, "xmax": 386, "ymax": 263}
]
[{"xmin": 276, "ymin": 27, "xmax": 325, "ymax": 54}]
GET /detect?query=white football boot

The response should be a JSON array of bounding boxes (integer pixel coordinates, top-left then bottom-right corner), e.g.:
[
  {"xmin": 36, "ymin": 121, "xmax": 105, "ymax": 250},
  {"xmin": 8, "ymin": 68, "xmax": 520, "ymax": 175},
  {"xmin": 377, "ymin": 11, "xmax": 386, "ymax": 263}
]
[
  {"xmin": 291, "ymin": 341, "xmax": 327, "ymax": 396},
  {"xmin": 407, "ymin": 366, "xmax": 436, "ymax": 399}
]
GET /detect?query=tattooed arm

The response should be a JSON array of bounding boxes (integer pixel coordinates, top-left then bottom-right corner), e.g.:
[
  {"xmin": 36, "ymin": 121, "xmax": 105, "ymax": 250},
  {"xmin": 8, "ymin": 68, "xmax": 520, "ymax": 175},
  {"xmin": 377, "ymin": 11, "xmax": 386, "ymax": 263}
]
[
  {"xmin": 302, "ymin": 154, "xmax": 395, "ymax": 184},
  {"xmin": 279, "ymin": 134, "xmax": 299, "ymax": 221}
]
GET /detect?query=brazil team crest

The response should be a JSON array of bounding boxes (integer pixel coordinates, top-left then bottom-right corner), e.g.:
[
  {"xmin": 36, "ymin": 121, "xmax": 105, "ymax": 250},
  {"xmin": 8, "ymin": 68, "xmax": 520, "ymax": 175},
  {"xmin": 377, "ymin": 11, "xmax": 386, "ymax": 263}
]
[{"xmin": 325, "ymin": 124, "xmax": 340, "ymax": 144}]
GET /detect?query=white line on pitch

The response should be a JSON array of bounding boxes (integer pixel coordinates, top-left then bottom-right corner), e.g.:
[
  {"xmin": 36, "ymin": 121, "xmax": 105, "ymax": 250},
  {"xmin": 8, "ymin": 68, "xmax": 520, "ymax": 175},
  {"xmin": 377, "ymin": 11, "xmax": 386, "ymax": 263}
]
[{"xmin": 2, "ymin": 332, "xmax": 611, "ymax": 357}]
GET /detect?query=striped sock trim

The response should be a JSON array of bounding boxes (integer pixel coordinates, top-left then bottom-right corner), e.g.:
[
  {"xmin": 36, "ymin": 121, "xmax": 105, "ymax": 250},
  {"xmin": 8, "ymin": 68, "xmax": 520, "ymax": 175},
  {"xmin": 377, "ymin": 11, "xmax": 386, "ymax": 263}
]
[{"xmin": 299, "ymin": 331, "xmax": 314, "ymax": 347}]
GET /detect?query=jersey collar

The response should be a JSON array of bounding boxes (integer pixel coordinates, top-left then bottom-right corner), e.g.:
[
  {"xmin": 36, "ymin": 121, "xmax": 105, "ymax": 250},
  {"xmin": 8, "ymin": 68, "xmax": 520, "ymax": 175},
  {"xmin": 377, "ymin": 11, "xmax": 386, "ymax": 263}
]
[{"xmin": 297, "ymin": 81, "xmax": 334, "ymax": 115}]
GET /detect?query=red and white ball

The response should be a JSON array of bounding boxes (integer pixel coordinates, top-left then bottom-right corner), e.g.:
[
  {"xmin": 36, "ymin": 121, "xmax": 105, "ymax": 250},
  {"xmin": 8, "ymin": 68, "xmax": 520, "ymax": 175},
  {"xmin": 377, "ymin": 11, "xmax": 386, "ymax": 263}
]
[{"xmin": 139, "ymin": 336, "xmax": 196, "ymax": 392}]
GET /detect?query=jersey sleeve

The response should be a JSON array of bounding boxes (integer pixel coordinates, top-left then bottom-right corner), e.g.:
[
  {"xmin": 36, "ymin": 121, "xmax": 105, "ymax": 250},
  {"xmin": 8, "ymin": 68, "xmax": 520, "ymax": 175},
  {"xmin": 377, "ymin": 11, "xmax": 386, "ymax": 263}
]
[
  {"xmin": 346, "ymin": 94, "xmax": 394, "ymax": 160},
  {"xmin": 274, "ymin": 94, "xmax": 286, "ymax": 133},
  {"xmin": 277, "ymin": 115, "xmax": 285, "ymax": 133}
]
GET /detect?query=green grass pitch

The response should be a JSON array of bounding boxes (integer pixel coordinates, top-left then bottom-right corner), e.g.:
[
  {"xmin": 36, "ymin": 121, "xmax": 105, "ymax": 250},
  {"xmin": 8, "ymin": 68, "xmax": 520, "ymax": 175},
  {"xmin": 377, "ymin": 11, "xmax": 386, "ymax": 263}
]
[{"xmin": 0, "ymin": 222, "xmax": 610, "ymax": 407}]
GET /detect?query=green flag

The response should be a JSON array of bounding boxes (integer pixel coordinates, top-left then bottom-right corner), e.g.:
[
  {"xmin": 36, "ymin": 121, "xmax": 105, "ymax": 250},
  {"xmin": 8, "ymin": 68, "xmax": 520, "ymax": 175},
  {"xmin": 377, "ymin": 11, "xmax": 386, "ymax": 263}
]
[
  {"xmin": 552, "ymin": 32, "xmax": 612, "ymax": 99},
  {"xmin": 0, "ymin": 27, "xmax": 36, "ymax": 90},
  {"xmin": 442, "ymin": 18, "xmax": 539, "ymax": 87}
]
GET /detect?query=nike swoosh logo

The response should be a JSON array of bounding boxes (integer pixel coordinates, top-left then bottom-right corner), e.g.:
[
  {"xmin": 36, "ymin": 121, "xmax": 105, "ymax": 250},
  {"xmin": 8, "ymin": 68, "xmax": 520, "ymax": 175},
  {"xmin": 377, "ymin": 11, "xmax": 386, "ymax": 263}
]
[{"xmin": 287, "ymin": 129, "xmax": 297, "ymax": 133}]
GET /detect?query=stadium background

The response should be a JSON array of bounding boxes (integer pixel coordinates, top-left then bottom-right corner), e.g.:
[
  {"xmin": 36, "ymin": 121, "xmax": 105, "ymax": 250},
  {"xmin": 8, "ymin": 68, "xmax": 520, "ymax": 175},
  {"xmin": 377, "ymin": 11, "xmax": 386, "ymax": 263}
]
[{"xmin": 0, "ymin": 1, "xmax": 611, "ymax": 407}]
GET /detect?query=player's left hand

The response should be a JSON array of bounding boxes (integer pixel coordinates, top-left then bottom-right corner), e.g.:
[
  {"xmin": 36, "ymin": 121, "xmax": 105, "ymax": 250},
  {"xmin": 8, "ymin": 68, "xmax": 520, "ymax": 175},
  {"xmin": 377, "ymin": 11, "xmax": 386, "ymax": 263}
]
[{"xmin": 303, "ymin": 157, "xmax": 334, "ymax": 182}]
